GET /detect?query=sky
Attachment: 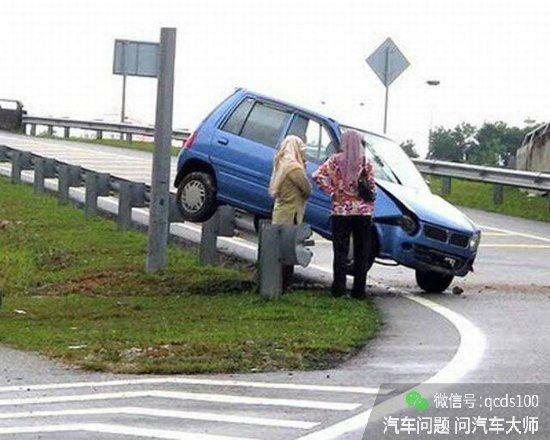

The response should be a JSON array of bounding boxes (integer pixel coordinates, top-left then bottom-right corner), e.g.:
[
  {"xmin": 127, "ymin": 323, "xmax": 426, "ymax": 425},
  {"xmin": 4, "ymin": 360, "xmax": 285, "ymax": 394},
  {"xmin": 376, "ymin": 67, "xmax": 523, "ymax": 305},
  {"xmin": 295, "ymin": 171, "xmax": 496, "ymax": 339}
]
[{"xmin": 2, "ymin": 0, "xmax": 549, "ymax": 157}]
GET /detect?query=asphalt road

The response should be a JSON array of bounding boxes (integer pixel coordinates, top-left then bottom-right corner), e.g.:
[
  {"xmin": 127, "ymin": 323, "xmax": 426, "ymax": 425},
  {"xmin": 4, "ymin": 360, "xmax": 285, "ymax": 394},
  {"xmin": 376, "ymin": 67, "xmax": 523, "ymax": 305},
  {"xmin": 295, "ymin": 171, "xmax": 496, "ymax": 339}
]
[{"xmin": 0, "ymin": 131, "xmax": 549, "ymax": 439}]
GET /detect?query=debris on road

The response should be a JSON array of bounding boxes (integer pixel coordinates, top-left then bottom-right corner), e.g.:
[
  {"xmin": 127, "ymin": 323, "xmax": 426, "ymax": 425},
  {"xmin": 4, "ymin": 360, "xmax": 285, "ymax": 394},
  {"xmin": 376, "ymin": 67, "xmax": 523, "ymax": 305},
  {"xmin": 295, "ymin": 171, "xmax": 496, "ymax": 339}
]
[{"xmin": 452, "ymin": 286, "xmax": 464, "ymax": 295}]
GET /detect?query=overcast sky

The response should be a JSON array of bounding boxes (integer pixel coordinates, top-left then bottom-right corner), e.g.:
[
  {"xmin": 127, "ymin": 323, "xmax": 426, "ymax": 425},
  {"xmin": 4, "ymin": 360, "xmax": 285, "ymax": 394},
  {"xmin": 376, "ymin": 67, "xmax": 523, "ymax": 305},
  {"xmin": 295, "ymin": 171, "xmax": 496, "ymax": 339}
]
[{"xmin": 2, "ymin": 0, "xmax": 548, "ymax": 156}]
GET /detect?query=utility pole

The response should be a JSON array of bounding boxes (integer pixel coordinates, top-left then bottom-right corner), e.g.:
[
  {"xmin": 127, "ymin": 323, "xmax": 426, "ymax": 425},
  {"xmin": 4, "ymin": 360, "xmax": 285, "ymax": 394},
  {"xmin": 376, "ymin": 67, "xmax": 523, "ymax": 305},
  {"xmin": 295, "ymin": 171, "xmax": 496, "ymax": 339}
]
[{"xmin": 146, "ymin": 28, "xmax": 177, "ymax": 272}]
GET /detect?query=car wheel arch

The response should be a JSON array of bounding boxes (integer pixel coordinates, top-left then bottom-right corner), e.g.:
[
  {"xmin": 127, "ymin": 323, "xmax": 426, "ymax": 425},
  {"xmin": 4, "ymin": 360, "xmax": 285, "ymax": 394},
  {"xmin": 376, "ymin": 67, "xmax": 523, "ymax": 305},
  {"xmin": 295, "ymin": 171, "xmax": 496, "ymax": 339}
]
[{"xmin": 174, "ymin": 159, "xmax": 217, "ymax": 188}]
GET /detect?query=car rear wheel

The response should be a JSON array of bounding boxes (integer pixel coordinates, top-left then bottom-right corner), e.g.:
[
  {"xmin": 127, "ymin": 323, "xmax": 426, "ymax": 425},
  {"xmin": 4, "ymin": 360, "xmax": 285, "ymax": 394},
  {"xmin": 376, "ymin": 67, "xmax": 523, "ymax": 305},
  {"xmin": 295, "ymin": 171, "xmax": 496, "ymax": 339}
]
[
  {"xmin": 415, "ymin": 270, "xmax": 454, "ymax": 293},
  {"xmin": 176, "ymin": 171, "xmax": 217, "ymax": 222}
]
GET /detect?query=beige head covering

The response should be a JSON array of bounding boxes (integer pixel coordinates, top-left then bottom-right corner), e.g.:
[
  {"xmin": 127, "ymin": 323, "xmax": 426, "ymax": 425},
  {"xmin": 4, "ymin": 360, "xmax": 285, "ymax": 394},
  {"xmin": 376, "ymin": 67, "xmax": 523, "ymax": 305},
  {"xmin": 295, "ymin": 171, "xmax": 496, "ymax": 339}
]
[{"xmin": 269, "ymin": 135, "xmax": 307, "ymax": 197}]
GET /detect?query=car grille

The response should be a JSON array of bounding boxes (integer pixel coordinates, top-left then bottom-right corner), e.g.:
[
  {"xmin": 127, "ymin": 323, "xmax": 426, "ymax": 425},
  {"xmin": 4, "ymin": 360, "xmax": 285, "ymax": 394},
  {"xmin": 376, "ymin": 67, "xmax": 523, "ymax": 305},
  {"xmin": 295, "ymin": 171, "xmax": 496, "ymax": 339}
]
[
  {"xmin": 424, "ymin": 224, "xmax": 448, "ymax": 242},
  {"xmin": 424, "ymin": 224, "xmax": 470, "ymax": 248}
]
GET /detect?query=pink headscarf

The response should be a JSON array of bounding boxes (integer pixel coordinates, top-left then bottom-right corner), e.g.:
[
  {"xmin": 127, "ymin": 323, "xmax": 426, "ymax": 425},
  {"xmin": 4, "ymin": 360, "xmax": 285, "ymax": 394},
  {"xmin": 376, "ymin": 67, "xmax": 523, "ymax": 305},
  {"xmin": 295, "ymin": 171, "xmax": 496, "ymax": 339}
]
[{"xmin": 338, "ymin": 130, "xmax": 365, "ymax": 187}]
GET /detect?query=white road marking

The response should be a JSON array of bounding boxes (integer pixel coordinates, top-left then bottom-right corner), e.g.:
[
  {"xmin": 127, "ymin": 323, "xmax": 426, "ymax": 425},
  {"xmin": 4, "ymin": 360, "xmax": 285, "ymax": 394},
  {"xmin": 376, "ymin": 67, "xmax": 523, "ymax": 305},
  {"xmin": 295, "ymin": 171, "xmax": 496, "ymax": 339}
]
[
  {"xmin": 0, "ymin": 390, "xmax": 360, "ymax": 411},
  {"xmin": 478, "ymin": 224, "xmax": 550, "ymax": 243},
  {"xmin": 480, "ymin": 243, "xmax": 550, "ymax": 248},
  {"xmin": 0, "ymin": 406, "xmax": 317, "ymax": 429},
  {"xmin": 0, "ymin": 423, "xmax": 254, "ymax": 439},
  {"xmin": 0, "ymin": 376, "xmax": 380, "ymax": 395},
  {"xmin": 296, "ymin": 293, "xmax": 486, "ymax": 439}
]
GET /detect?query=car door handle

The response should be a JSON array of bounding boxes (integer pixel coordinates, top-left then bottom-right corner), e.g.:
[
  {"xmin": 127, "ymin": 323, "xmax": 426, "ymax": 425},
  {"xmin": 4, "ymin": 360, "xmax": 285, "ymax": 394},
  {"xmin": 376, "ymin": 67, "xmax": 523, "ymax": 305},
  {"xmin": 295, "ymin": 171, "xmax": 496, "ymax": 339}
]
[{"xmin": 217, "ymin": 137, "xmax": 229, "ymax": 145}]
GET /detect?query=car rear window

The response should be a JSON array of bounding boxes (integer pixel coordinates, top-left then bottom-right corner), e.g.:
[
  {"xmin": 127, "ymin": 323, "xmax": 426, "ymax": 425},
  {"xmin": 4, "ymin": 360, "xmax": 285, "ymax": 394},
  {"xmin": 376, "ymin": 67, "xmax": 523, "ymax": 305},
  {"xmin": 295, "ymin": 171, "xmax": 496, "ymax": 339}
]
[
  {"xmin": 221, "ymin": 98, "xmax": 254, "ymax": 135},
  {"xmin": 240, "ymin": 102, "xmax": 291, "ymax": 148}
]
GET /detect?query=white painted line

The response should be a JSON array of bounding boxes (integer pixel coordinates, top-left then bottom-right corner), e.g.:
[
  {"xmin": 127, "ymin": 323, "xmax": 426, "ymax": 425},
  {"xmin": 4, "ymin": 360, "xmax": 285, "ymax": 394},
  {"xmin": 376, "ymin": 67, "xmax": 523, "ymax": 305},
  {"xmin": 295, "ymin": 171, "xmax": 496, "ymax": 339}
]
[
  {"xmin": 407, "ymin": 294, "xmax": 485, "ymax": 384},
  {"xmin": 0, "ymin": 406, "xmax": 318, "ymax": 429},
  {"xmin": 478, "ymin": 224, "xmax": 550, "ymax": 243},
  {"xmin": 296, "ymin": 409, "xmax": 372, "ymax": 440},
  {"xmin": 0, "ymin": 423, "xmax": 254, "ymax": 439},
  {"xmin": 297, "ymin": 294, "xmax": 486, "ymax": 439},
  {"xmin": 0, "ymin": 390, "xmax": 360, "ymax": 411},
  {"xmin": 0, "ymin": 376, "xmax": 379, "ymax": 395},
  {"xmin": 480, "ymin": 244, "xmax": 550, "ymax": 249}
]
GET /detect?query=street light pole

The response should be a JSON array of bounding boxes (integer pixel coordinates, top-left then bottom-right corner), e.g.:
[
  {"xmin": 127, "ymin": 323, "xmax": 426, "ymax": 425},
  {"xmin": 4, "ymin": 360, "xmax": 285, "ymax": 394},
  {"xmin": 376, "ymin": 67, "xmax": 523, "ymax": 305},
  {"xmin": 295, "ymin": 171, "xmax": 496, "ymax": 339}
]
[{"xmin": 426, "ymin": 79, "xmax": 440, "ymax": 154}]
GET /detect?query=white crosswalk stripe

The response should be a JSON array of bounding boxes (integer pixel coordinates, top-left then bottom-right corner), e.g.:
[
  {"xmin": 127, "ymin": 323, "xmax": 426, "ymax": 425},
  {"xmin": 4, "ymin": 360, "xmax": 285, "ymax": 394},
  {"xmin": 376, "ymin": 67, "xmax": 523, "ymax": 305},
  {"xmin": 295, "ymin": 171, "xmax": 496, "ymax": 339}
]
[{"xmin": 0, "ymin": 378, "xmax": 377, "ymax": 439}]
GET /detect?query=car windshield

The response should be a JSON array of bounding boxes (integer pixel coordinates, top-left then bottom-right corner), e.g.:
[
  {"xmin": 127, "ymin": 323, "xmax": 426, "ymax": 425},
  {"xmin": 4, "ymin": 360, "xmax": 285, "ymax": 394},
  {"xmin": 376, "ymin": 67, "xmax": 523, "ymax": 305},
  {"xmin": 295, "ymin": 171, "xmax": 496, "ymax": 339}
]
[{"xmin": 340, "ymin": 126, "xmax": 430, "ymax": 192}]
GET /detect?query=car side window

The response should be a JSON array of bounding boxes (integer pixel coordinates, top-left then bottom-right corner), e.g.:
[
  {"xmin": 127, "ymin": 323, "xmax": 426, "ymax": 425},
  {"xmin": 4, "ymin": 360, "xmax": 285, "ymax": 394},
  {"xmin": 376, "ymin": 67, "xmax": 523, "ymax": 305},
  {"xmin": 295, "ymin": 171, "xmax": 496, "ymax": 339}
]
[
  {"xmin": 221, "ymin": 98, "xmax": 254, "ymax": 135},
  {"xmin": 240, "ymin": 102, "xmax": 291, "ymax": 148},
  {"xmin": 287, "ymin": 115, "xmax": 336, "ymax": 163}
]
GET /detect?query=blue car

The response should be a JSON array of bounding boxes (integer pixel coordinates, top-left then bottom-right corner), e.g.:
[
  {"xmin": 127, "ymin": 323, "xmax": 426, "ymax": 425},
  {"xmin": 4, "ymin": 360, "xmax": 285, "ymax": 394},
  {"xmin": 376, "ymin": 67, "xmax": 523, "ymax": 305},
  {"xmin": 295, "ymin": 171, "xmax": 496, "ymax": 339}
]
[{"xmin": 174, "ymin": 89, "xmax": 481, "ymax": 292}]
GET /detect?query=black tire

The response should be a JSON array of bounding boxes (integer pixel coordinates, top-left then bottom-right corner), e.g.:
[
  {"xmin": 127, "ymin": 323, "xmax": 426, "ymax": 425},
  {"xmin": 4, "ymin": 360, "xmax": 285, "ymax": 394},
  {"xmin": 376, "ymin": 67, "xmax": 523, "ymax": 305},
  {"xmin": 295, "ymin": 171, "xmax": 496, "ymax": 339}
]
[
  {"xmin": 176, "ymin": 171, "xmax": 217, "ymax": 222},
  {"xmin": 415, "ymin": 270, "xmax": 454, "ymax": 293}
]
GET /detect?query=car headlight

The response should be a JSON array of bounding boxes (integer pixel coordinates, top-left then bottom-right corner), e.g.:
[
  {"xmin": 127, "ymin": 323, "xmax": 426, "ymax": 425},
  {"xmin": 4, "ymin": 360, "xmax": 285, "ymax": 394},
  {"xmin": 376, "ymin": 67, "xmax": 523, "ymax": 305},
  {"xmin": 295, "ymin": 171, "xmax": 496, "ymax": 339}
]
[
  {"xmin": 469, "ymin": 231, "xmax": 481, "ymax": 251},
  {"xmin": 397, "ymin": 215, "xmax": 419, "ymax": 236}
]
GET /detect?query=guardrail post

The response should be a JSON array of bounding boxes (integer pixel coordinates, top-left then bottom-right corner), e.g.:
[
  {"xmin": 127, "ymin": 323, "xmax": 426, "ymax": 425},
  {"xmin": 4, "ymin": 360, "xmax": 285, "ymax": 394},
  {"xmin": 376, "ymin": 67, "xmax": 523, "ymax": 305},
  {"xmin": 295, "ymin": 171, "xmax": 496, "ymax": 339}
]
[
  {"xmin": 493, "ymin": 184, "xmax": 504, "ymax": 205},
  {"xmin": 117, "ymin": 181, "xmax": 147, "ymax": 231},
  {"xmin": 96, "ymin": 130, "xmax": 103, "ymax": 140},
  {"xmin": 47, "ymin": 125, "xmax": 54, "ymax": 136},
  {"xmin": 10, "ymin": 151, "xmax": 31, "ymax": 184},
  {"xmin": 83, "ymin": 172, "xmax": 110, "ymax": 218},
  {"xmin": 198, "ymin": 206, "xmax": 236, "ymax": 266},
  {"xmin": 0, "ymin": 146, "xmax": 8, "ymax": 162},
  {"xmin": 57, "ymin": 164, "xmax": 82, "ymax": 205},
  {"xmin": 259, "ymin": 224, "xmax": 314, "ymax": 300},
  {"xmin": 33, "ymin": 157, "xmax": 56, "ymax": 196},
  {"xmin": 127, "ymin": 133, "xmax": 133, "ymax": 143},
  {"xmin": 30, "ymin": 124, "xmax": 36, "ymax": 136},
  {"xmin": 441, "ymin": 176, "xmax": 452, "ymax": 195},
  {"xmin": 63, "ymin": 127, "xmax": 70, "ymax": 138}
]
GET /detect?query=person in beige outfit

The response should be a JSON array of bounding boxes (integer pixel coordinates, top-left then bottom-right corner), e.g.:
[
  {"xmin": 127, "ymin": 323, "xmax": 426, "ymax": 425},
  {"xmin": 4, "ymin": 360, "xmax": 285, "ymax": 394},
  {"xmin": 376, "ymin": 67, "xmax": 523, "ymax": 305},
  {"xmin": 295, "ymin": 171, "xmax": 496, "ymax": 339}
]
[{"xmin": 269, "ymin": 135, "xmax": 312, "ymax": 290}]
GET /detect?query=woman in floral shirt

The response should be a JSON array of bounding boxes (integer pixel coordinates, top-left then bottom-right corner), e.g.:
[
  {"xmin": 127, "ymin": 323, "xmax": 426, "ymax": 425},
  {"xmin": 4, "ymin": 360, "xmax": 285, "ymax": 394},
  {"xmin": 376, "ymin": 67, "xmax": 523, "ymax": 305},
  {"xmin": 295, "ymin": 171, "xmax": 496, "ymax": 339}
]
[{"xmin": 313, "ymin": 130, "xmax": 376, "ymax": 298}]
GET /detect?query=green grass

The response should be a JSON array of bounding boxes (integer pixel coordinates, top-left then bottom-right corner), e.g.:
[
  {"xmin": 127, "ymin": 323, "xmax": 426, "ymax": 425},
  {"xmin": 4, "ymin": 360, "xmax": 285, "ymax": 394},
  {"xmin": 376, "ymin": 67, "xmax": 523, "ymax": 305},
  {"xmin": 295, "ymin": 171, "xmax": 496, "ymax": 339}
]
[
  {"xmin": 37, "ymin": 134, "xmax": 181, "ymax": 156},
  {"xmin": 430, "ymin": 176, "xmax": 550, "ymax": 223},
  {"xmin": 0, "ymin": 177, "xmax": 380, "ymax": 374}
]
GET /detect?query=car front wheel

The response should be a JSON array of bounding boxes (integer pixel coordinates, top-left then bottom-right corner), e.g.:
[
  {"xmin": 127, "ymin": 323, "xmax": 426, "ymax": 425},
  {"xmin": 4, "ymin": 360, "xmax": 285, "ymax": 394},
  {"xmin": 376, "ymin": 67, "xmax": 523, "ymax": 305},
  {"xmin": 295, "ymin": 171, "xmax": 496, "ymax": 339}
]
[
  {"xmin": 176, "ymin": 171, "xmax": 217, "ymax": 222},
  {"xmin": 415, "ymin": 270, "xmax": 454, "ymax": 293}
]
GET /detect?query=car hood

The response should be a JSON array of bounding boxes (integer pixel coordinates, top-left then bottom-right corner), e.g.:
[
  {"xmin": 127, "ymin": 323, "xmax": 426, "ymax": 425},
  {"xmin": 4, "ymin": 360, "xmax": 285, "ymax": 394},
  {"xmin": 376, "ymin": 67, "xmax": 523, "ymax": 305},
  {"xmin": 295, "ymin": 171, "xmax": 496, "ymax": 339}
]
[{"xmin": 379, "ymin": 181, "xmax": 477, "ymax": 233}]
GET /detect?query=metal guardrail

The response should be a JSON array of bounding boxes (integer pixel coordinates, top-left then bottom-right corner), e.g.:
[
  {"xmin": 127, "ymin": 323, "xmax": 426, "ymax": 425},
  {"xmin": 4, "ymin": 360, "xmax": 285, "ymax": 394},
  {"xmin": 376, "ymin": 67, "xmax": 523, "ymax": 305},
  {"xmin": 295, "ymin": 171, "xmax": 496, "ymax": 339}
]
[
  {"xmin": 413, "ymin": 159, "xmax": 550, "ymax": 192},
  {"xmin": 17, "ymin": 115, "xmax": 550, "ymax": 201},
  {"xmin": 22, "ymin": 115, "xmax": 190, "ymax": 143}
]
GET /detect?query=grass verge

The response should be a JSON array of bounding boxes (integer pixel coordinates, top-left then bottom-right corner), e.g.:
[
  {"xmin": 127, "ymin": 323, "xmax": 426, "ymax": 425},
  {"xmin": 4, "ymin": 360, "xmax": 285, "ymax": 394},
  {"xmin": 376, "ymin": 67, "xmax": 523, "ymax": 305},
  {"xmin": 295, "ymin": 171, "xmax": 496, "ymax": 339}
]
[
  {"xmin": 37, "ymin": 134, "xmax": 181, "ymax": 156},
  {"xmin": 430, "ymin": 176, "xmax": 550, "ymax": 223},
  {"xmin": 0, "ymin": 177, "xmax": 380, "ymax": 374}
]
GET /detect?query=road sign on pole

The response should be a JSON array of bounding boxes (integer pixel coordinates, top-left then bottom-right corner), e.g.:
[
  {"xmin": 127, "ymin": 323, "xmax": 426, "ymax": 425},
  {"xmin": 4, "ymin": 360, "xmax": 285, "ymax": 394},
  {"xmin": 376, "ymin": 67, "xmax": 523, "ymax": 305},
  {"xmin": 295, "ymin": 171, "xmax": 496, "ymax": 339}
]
[
  {"xmin": 366, "ymin": 38, "xmax": 410, "ymax": 133},
  {"xmin": 113, "ymin": 39, "xmax": 160, "ymax": 128},
  {"xmin": 146, "ymin": 28, "xmax": 177, "ymax": 273}
]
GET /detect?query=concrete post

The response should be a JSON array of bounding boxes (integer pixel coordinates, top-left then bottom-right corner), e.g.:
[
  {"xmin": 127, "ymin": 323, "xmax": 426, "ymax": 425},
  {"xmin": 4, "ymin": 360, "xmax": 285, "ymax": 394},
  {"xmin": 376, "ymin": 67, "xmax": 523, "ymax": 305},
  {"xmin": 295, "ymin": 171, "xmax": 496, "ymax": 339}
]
[
  {"xmin": 493, "ymin": 184, "xmax": 504, "ymax": 205},
  {"xmin": 30, "ymin": 124, "xmax": 36, "ymax": 136},
  {"xmin": 57, "ymin": 164, "xmax": 80, "ymax": 205},
  {"xmin": 33, "ymin": 157, "xmax": 46, "ymax": 195},
  {"xmin": 117, "ymin": 181, "xmax": 146, "ymax": 231},
  {"xmin": 441, "ymin": 176, "xmax": 452, "ymax": 195},
  {"xmin": 47, "ymin": 125, "xmax": 54, "ymax": 136},
  {"xmin": 10, "ymin": 151, "xmax": 22, "ymax": 184},
  {"xmin": 146, "ymin": 28, "xmax": 177, "ymax": 273},
  {"xmin": 64, "ymin": 127, "xmax": 70, "ymax": 138},
  {"xmin": 127, "ymin": 133, "xmax": 133, "ymax": 144},
  {"xmin": 96, "ymin": 130, "xmax": 103, "ymax": 140},
  {"xmin": 259, "ymin": 225, "xmax": 283, "ymax": 300},
  {"xmin": 34, "ymin": 158, "xmax": 57, "ymax": 196},
  {"xmin": 199, "ymin": 213, "xmax": 219, "ymax": 266},
  {"xmin": 84, "ymin": 173, "xmax": 99, "ymax": 218}
]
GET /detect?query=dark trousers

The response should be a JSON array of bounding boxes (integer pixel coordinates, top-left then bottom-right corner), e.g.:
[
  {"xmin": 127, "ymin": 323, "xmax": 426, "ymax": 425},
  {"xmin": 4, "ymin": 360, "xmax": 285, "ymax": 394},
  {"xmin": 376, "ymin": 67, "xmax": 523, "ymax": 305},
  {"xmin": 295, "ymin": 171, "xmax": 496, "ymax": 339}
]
[{"xmin": 331, "ymin": 215, "xmax": 372, "ymax": 298}]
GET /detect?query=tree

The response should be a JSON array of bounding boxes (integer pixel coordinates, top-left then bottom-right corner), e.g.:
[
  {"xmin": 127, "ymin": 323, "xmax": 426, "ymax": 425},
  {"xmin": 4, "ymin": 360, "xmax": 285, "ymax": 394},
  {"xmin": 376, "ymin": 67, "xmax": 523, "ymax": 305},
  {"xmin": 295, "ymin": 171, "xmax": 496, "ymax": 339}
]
[
  {"xmin": 428, "ymin": 123, "xmax": 476, "ymax": 163},
  {"xmin": 399, "ymin": 139, "xmax": 419, "ymax": 158}
]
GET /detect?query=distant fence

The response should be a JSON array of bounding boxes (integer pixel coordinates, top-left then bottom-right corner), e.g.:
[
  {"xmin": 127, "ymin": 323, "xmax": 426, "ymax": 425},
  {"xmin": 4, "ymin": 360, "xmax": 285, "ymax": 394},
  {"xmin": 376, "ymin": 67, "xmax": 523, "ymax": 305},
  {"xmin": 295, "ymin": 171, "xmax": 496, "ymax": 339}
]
[{"xmin": 22, "ymin": 115, "xmax": 190, "ymax": 144}]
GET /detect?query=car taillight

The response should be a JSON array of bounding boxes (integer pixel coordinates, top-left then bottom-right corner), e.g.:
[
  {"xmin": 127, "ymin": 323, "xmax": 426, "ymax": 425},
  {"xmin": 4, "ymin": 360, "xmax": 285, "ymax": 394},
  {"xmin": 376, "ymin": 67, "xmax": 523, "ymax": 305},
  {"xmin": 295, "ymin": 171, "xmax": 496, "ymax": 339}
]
[{"xmin": 183, "ymin": 131, "xmax": 198, "ymax": 149}]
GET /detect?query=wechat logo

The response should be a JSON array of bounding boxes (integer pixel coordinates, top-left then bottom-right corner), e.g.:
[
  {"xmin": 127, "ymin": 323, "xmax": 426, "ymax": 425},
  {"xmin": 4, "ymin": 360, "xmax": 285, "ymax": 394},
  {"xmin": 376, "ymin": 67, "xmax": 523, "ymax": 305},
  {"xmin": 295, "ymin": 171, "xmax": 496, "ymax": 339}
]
[{"xmin": 406, "ymin": 390, "xmax": 430, "ymax": 413}]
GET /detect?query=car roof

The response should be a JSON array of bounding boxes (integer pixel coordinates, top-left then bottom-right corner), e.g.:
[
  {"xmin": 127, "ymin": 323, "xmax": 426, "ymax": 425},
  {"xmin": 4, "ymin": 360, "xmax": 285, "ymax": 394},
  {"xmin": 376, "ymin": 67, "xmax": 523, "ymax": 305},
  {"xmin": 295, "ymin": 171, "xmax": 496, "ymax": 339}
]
[{"xmin": 236, "ymin": 88, "xmax": 393, "ymax": 142}]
